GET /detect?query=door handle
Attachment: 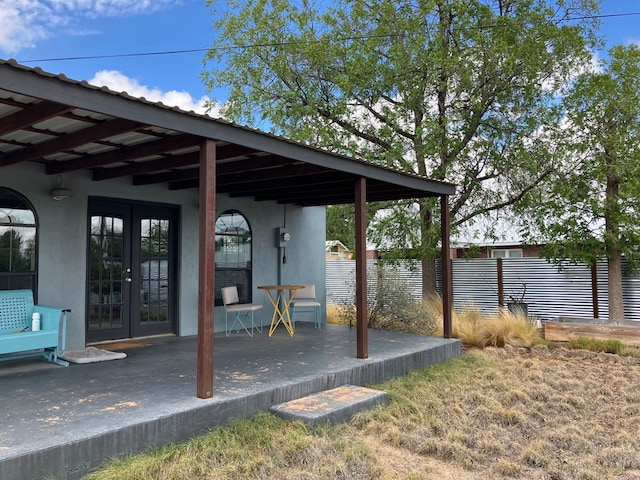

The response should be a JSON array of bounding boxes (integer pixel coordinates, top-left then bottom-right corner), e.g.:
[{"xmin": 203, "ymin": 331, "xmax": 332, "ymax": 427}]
[{"xmin": 125, "ymin": 277, "xmax": 132, "ymax": 283}]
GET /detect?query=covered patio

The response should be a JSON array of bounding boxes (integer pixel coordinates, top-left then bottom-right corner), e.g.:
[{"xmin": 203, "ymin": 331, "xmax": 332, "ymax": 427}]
[
  {"xmin": 0, "ymin": 324, "xmax": 460, "ymax": 479},
  {"xmin": 0, "ymin": 59, "xmax": 461, "ymax": 478},
  {"xmin": 0, "ymin": 58, "xmax": 457, "ymax": 400}
]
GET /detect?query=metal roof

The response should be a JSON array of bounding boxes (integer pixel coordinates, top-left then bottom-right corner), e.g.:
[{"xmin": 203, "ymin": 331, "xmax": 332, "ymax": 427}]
[{"xmin": 0, "ymin": 59, "xmax": 455, "ymax": 206}]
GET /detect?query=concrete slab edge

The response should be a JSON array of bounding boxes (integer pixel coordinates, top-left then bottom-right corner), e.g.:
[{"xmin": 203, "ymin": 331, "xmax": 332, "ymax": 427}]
[{"xmin": 1, "ymin": 339, "xmax": 460, "ymax": 479}]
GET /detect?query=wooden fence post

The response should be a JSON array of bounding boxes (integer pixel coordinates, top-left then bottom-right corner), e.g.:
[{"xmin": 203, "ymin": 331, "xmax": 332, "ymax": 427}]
[
  {"xmin": 591, "ymin": 263, "xmax": 599, "ymax": 319},
  {"xmin": 497, "ymin": 258, "xmax": 504, "ymax": 307}
]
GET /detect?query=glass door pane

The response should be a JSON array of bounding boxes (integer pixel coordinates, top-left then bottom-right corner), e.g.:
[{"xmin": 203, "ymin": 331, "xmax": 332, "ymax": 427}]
[
  {"xmin": 88, "ymin": 214, "xmax": 126, "ymax": 334},
  {"xmin": 139, "ymin": 218, "xmax": 170, "ymax": 326}
]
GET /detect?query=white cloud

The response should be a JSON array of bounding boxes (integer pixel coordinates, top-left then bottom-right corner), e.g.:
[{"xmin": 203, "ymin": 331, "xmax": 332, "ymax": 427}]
[
  {"xmin": 88, "ymin": 70, "xmax": 218, "ymax": 116},
  {"xmin": 0, "ymin": 0, "xmax": 179, "ymax": 55},
  {"xmin": 0, "ymin": 1, "xmax": 51, "ymax": 54},
  {"xmin": 47, "ymin": 0, "xmax": 176, "ymax": 17}
]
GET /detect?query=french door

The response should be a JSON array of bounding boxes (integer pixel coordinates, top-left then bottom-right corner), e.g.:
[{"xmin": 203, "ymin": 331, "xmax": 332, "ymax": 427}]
[{"xmin": 86, "ymin": 199, "xmax": 178, "ymax": 343}]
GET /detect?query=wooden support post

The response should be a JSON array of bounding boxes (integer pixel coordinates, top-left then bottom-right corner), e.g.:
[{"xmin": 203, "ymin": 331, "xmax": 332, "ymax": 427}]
[
  {"xmin": 197, "ymin": 139, "xmax": 216, "ymax": 399},
  {"xmin": 355, "ymin": 177, "xmax": 368, "ymax": 358},
  {"xmin": 440, "ymin": 195, "xmax": 453, "ymax": 339}
]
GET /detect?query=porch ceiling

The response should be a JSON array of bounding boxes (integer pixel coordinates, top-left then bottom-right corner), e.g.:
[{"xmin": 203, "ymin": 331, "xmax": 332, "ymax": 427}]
[{"xmin": 0, "ymin": 60, "xmax": 455, "ymax": 206}]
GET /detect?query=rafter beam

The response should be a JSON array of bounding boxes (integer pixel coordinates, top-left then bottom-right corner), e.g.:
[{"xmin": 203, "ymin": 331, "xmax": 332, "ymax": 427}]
[
  {"xmin": 0, "ymin": 100, "xmax": 73, "ymax": 135},
  {"xmin": 93, "ymin": 152, "xmax": 200, "ymax": 181},
  {"xmin": 0, "ymin": 118, "xmax": 142, "ymax": 167},
  {"xmin": 46, "ymin": 133, "xmax": 202, "ymax": 174},
  {"xmin": 218, "ymin": 163, "xmax": 327, "ymax": 187},
  {"xmin": 133, "ymin": 166, "xmax": 200, "ymax": 185}
]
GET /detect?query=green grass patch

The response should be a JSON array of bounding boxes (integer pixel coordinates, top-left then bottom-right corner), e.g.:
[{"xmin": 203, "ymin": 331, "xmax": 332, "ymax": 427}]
[
  {"xmin": 83, "ymin": 346, "xmax": 640, "ymax": 480},
  {"xmin": 564, "ymin": 337, "xmax": 623, "ymax": 354}
]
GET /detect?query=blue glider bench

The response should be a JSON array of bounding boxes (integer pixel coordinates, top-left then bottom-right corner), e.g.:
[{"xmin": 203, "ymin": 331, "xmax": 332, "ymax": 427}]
[{"xmin": 0, "ymin": 289, "xmax": 70, "ymax": 366}]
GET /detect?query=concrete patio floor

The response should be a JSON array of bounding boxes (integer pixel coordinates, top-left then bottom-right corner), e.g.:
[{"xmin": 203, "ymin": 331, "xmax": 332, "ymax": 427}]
[{"xmin": 0, "ymin": 323, "xmax": 460, "ymax": 480}]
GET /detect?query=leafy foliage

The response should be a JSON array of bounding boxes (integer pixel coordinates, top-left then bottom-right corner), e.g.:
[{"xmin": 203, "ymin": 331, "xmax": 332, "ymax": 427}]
[
  {"xmin": 519, "ymin": 45, "xmax": 640, "ymax": 320},
  {"xmin": 521, "ymin": 45, "xmax": 640, "ymax": 265},
  {"xmin": 203, "ymin": 0, "xmax": 600, "ymax": 272}
]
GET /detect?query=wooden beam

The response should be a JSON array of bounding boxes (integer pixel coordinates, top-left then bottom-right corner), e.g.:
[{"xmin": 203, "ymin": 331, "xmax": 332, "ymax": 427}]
[
  {"xmin": 197, "ymin": 138, "xmax": 216, "ymax": 399},
  {"xmin": 93, "ymin": 144, "xmax": 261, "ymax": 181},
  {"xmin": 0, "ymin": 100, "xmax": 72, "ymax": 135},
  {"xmin": 440, "ymin": 195, "xmax": 453, "ymax": 339},
  {"xmin": 0, "ymin": 118, "xmax": 141, "ymax": 167},
  {"xmin": 46, "ymin": 134, "xmax": 201, "ymax": 174},
  {"xmin": 133, "ymin": 166, "xmax": 199, "ymax": 185},
  {"xmin": 93, "ymin": 152, "xmax": 200, "ymax": 181},
  {"xmin": 225, "ymin": 171, "xmax": 342, "ymax": 195},
  {"xmin": 355, "ymin": 177, "xmax": 368, "ymax": 358}
]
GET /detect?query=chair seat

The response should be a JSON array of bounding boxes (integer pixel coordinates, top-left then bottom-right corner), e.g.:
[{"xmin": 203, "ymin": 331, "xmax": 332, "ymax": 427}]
[
  {"xmin": 290, "ymin": 284, "xmax": 321, "ymax": 331},
  {"xmin": 225, "ymin": 303, "xmax": 263, "ymax": 313},
  {"xmin": 221, "ymin": 285, "xmax": 264, "ymax": 337},
  {"xmin": 292, "ymin": 300, "xmax": 321, "ymax": 308}
]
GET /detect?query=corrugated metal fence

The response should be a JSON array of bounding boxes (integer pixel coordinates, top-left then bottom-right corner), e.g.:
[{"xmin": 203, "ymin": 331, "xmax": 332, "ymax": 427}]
[{"xmin": 326, "ymin": 258, "xmax": 640, "ymax": 322}]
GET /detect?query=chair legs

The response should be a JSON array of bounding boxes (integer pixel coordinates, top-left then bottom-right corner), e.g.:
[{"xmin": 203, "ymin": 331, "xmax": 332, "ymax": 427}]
[
  {"xmin": 225, "ymin": 309, "xmax": 262, "ymax": 337},
  {"xmin": 255, "ymin": 313, "xmax": 263, "ymax": 334},
  {"xmin": 292, "ymin": 306, "xmax": 321, "ymax": 331}
]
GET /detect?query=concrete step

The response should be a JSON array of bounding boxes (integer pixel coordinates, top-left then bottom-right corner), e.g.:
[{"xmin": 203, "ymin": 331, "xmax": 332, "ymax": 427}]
[{"xmin": 270, "ymin": 384, "xmax": 388, "ymax": 427}]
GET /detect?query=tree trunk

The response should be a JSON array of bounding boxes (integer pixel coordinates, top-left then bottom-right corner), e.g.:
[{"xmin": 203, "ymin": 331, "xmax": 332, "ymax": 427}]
[
  {"xmin": 422, "ymin": 256, "xmax": 437, "ymax": 302},
  {"xmin": 420, "ymin": 199, "xmax": 438, "ymax": 301},
  {"xmin": 607, "ymin": 250, "xmax": 625, "ymax": 323},
  {"xmin": 604, "ymin": 155, "xmax": 624, "ymax": 322}
]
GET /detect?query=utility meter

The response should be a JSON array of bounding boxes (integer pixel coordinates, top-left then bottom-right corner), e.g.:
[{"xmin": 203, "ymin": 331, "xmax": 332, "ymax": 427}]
[{"xmin": 276, "ymin": 228, "xmax": 290, "ymax": 247}]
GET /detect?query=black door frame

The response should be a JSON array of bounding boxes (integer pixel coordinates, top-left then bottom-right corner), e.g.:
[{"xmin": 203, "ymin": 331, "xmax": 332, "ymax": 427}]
[{"xmin": 86, "ymin": 197, "xmax": 179, "ymax": 343}]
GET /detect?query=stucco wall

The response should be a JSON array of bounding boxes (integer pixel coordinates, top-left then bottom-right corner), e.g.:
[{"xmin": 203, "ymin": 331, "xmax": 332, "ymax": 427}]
[{"xmin": 3, "ymin": 163, "xmax": 326, "ymax": 349}]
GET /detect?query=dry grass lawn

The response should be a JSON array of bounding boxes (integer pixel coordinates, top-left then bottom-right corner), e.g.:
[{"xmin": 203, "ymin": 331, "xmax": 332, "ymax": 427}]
[{"xmin": 86, "ymin": 345, "xmax": 640, "ymax": 480}]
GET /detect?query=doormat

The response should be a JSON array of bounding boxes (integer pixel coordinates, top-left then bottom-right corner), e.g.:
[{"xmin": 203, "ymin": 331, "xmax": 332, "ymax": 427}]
[
  {"xmin": 61, "ymin": 347, "xmax": 127, "ymax": 364},
  {"xmin": 95, "ymin": 341, "xmax": 151, "ymax": 351}
]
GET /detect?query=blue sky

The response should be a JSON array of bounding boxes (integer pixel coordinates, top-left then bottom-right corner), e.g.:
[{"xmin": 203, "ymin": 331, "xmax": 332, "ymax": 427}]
[{"xmin": 1, "ymin": 0, "xmax": 639, "ymax": 116}]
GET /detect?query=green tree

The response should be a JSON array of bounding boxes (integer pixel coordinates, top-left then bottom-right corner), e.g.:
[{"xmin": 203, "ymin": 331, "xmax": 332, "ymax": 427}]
[
  {"xmin": 325, "ymin": 203, "xmax": 378, "ymax": 253},
  {"xmin": 203, "ymin": 0, "xmax": 599, "ymax": 297},
  {"xmin": 519, "ymin": 45, "xmax": 640, "ymax": 322}
]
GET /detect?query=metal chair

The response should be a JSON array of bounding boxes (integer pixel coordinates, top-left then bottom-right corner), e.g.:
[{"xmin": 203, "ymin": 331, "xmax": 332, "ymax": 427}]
[
  {"xmin": 291, "ymin": 284, "xmax": 322, "ymax": 330},
  {"xmin": 221, "ymin": 286, "xmax": 263, "ymax": 337}
]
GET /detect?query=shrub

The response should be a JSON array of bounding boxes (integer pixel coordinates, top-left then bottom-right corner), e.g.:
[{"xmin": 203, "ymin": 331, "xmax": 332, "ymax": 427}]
[{"xmin": 332, "ymin": 266, "xmax": 437, "ymax": 335}]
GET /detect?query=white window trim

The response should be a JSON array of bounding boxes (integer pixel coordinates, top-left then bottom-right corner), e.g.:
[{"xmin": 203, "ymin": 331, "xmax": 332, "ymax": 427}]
[{"xmin": 490, "ymin": 248, "xmax": 523, "ymax": 259}]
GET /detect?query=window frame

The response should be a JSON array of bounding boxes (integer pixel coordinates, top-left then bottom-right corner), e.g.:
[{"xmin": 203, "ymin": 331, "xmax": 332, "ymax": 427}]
[
  {"xmin": 490, "ymin": 248, "xmax": 523, "ymax": 259},
  {"xmin": 214, "ymin": 210, "xmax": 253, "ymax": 306},
  {"xmin": 0, "ymin": 187, "xmax": 38, "ymax": 294}
]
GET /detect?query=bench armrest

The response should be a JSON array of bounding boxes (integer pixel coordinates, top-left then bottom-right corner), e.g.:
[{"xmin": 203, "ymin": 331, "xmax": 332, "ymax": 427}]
[{"xmin": 34, "ymin": 305, "xmax": 70, "ymax": 354}]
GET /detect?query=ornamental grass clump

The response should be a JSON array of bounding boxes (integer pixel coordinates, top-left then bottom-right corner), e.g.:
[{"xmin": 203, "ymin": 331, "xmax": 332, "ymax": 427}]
[{"xmin": 425, "ymin": 296, "xmax": 541, "ymax": 348}]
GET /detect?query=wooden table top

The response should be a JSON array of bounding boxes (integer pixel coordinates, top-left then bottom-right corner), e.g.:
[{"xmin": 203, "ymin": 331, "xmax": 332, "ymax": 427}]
[{"xmin": 258, "ymin": 285, "xmax": 305, "ymax": 290}]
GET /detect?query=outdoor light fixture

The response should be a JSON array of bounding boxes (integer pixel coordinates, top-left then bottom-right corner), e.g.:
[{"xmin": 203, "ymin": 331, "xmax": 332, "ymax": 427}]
[{"xmin": 51, "ymin": 175, "xmax": 73, "ymax": 201}]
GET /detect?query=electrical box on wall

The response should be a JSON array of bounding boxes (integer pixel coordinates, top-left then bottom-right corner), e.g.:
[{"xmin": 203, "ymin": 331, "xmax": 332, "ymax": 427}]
[{"xmin": 276, "ymin": 228, "xmax": 291, "ymax": 248}]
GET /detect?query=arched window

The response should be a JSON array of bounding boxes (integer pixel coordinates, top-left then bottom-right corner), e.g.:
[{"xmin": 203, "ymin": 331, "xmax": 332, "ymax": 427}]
[
  {"xmin": 215, "ymin": 210, "xmax": 252, "ymax": 306},
  {"xmin": 0, "ymin": 188, "xmax": 38, "ymax": 291}
]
